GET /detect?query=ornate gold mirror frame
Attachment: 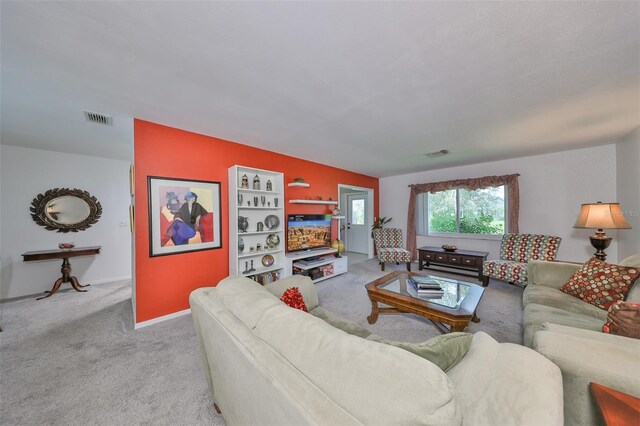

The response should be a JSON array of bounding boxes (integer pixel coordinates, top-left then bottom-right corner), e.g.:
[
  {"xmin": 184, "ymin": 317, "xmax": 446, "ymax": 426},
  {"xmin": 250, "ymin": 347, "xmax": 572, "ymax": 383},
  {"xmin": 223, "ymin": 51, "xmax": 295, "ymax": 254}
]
[{"xmin": 30, "ymin": 188, "xmax": 103, "ymax": 233}]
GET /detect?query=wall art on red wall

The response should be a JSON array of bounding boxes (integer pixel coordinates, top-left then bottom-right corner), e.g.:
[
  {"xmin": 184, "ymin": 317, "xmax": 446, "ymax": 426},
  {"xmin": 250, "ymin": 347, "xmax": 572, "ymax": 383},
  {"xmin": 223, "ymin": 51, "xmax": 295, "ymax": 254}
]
[{"xmin": 148, "ymin": 176, "xmax": 222, "ymax": 256}]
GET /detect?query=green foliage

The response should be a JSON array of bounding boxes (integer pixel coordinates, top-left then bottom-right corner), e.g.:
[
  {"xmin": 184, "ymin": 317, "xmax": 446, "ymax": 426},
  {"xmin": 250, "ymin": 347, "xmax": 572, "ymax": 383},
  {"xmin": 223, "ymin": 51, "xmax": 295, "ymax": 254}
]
[
  {"xmin": 371, "ymin": 216, "xmax": 392, "ymax": 238},
  {"xmin": 427, "ymin": 185, "xmax": 505, "ymax": 235},
  {"xmin": 430, "ymin": 213, "xmax": 503, "ymax": 234}
]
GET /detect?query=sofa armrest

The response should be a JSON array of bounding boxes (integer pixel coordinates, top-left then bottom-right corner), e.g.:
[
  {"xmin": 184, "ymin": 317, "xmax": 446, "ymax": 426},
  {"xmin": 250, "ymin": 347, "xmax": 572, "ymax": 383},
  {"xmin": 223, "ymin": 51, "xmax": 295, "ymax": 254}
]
[
  {"xmin": 528, "ymin": 260, "xmax": 581, "ymax": 289},
  {"xmin": 533, "ymin": 324, "xmax": 640, "ymax": 425}
]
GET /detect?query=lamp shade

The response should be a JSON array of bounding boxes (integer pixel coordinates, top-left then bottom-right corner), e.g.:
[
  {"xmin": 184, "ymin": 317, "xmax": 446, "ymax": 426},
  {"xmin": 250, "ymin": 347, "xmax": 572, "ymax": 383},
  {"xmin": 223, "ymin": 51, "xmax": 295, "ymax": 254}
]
[{"xmin": 574, "ymin": 202, "xmax": 631, "ymax": 229}]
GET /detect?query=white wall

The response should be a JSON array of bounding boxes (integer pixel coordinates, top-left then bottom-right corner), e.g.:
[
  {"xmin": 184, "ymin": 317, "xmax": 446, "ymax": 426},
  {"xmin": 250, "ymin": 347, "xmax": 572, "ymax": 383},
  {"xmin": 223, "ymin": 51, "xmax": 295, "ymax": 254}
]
[
  {"xmin": 380, "ymin": 144, "xmax": 618, "ymax": 263},
  {"xmin": 0, "ymin": 145, "xmax": 132, "ymax": 299},
  {"xmin": 616, "ymin": 128, "xmax": 640, "ymax": 259}
]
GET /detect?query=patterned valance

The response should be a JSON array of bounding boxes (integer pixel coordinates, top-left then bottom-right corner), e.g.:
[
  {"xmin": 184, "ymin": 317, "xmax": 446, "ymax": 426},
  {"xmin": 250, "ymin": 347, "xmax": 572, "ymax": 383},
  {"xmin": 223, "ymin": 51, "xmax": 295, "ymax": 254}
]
[{"xmin": 406, "ymin": 173, "xmax": 520, "ymax": 260}]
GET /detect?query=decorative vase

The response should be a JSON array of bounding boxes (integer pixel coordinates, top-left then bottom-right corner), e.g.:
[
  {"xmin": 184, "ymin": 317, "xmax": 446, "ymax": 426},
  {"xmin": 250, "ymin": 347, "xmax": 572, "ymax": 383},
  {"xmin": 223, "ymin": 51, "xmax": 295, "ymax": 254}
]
[
  {"xmin": 238, "ymin": 237, "xmax": 245, "ymax": 253},
  {"xmin": 331, "ymin": 239, "xmax": 344, "ymax": 253}
]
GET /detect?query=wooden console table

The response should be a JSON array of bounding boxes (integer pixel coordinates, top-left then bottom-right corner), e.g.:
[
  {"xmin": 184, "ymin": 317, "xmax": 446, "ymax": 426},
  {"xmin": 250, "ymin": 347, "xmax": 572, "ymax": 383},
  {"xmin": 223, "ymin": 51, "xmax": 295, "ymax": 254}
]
[
  {"xmin": 418, "ymin": 246, "xmax": 488, "ymax": 283},
  {"xmin": 22, "ymin": 246, "xmax": 101, "ymax": 300}
]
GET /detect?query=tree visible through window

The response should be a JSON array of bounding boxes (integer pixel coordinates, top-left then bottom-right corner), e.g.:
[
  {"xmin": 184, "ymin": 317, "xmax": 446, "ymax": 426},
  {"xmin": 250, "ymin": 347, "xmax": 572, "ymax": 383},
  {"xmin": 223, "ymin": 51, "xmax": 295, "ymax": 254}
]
[
  {"xmin": 351, "ymin": 199, "xmax": 365, "ymax": 225},
  {"xmin": 426, "ymin": 186, "xmax": 505, "ymax": 235}
]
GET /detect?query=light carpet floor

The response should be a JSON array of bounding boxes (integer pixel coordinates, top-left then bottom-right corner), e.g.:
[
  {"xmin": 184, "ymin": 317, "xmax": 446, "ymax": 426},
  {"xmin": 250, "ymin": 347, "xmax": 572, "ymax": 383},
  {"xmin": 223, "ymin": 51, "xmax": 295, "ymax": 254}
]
[{"xmin": 0, "ymin": 259, "xmax": 523, "ymax": 425}]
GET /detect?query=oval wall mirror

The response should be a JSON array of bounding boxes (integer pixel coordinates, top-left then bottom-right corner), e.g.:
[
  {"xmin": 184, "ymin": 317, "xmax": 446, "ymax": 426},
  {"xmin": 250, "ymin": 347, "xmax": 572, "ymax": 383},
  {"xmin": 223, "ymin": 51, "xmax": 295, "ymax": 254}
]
[{"xmin": 30, "ymin": 188, "xmax": 102, "ymax": 233}]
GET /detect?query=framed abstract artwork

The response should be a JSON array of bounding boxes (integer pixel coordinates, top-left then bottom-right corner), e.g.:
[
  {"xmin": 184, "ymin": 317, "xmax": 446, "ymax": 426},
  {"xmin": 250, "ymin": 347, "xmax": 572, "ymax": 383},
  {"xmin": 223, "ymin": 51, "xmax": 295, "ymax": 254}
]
[{"xmin": 148, "ymin": 176, "xmax": 222, "ymax": 257}]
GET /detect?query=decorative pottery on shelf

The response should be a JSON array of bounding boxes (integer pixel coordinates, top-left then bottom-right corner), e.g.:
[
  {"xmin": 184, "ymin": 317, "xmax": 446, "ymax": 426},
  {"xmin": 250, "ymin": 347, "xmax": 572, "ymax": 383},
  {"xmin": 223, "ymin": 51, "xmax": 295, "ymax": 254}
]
[
  {"xmin": 238, "ymin": 237, "xmax": 245, "ymax": 253},
  {"xmin": 264, "ymin": 215, "xmax": 280, "ymax": 230},
  {"xmin": 331, "ymin": 239, "xmax": 344, "ymax": 253},
  {"xmin": 441, "ymin": 244, "xmax": 458, "ymax": 252},
  {"xmin": 261, "ymin": 254, "xmax": 275, "ymax": 267},
  {"xmin": 266, "ymin": 233, "xmax": 280, "ymax": 248},
  {"xmin": 238, "ymin": 216, "xmax": 249, "ymax": 232},
  {"xmin": 58, "ymin": 242, "xmax": 75, "ymax": 249}
]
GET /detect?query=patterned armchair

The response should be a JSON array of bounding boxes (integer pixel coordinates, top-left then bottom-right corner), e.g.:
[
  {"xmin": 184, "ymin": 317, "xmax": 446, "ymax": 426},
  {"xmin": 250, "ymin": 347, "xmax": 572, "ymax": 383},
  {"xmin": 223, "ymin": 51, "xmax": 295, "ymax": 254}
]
[
  {"xmin": 482, "ymin": 233, "xmax": 561, "ymax": 287},
  {"xmin": 373, "ymin": 228, "xmax": 412, "ymax": 271}
]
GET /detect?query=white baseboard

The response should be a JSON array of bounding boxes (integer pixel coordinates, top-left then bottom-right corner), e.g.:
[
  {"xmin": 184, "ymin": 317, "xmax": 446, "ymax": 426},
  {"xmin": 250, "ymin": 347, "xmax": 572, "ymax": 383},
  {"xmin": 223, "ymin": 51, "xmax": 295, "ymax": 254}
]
[
  {"xmin": 90, "ymin": 276, "xmax": 132, "ymax": 285},
  {"xmin": 134, "ymin": 308, "xmax": 191, "ymax": 329}
]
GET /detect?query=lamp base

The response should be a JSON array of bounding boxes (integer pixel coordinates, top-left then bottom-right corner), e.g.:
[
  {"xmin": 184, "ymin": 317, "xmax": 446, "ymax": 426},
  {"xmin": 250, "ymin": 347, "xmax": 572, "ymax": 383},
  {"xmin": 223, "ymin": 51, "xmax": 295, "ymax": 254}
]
[{"xmin": 589, "ymin": 230, "xmax": 611, "ymax": 261}]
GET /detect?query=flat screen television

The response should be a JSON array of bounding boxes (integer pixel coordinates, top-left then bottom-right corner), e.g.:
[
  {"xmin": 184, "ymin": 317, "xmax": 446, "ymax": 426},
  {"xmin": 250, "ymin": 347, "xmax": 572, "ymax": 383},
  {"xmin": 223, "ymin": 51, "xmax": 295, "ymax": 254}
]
[{"xmin": 287, "ymin": 214, "xmax": 332, "ymax": 252}]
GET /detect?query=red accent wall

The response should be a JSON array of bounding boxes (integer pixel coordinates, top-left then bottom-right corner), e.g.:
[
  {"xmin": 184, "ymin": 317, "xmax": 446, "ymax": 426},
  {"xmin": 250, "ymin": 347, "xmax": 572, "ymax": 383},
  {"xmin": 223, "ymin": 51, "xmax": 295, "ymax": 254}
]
[{"xmin": 134, "ymin": 119, "xmax": 379, "ymax": 323}]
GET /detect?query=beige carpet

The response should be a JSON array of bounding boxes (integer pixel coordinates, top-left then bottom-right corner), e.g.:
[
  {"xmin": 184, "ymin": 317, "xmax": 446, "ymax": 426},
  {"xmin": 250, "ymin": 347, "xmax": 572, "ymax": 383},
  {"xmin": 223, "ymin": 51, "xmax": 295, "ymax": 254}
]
[{"xmin": 0, "ymin": 258, "xmax": 523, "ymax": 425}]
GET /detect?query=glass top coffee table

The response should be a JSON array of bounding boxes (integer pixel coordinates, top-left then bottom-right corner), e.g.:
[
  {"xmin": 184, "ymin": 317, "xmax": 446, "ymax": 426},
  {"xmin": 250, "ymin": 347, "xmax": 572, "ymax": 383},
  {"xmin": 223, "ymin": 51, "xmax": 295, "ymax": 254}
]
[{"xmin": 365, "ymin": 271, "xmax": 485, "ymax": 333}]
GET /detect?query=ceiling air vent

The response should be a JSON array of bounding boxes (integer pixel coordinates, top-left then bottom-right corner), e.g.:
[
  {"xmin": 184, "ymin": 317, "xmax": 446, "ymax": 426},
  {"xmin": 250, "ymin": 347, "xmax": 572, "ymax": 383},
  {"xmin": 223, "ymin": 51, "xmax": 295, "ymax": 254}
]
[
  {"xmin": 83, "ymin": 110, "xmax": 113, "ymax": 125},
  {"xmin": 425, "ymin": 149, "xmax": 449, "ymax": 158}
]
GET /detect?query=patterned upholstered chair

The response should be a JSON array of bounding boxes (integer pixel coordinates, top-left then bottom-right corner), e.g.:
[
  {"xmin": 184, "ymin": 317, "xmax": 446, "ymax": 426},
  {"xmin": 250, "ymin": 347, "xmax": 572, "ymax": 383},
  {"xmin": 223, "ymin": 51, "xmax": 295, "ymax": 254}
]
[
  {"xmin": 482, "ymin": 233, "xmax": 561, "ymax": 287},
  {"xmin": 373, "ymin": 228, "xmax": 412, "ymax": 271}
]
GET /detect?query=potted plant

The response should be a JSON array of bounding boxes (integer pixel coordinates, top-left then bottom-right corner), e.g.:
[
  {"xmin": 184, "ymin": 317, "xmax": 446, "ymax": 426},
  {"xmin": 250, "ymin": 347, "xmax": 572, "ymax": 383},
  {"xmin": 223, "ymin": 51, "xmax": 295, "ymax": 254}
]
[{"xmin": 371, "ymin": 216, "xmax": 392, "ymax": 238}]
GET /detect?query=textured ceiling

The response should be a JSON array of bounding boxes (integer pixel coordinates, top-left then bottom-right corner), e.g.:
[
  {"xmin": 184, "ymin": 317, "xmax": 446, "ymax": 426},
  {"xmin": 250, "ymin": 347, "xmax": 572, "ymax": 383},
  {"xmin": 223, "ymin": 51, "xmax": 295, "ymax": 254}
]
[{"xmin": 2, "ymin": 1, "xmax": 638, "ymax": 177}]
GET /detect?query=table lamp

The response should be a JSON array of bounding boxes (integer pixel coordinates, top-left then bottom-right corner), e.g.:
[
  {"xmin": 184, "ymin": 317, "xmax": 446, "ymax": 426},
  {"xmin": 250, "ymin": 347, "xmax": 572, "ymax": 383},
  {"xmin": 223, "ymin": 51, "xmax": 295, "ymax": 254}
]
[{"xmin": 573, "ymin": 202, "xmax": 631, "ymax": 261}]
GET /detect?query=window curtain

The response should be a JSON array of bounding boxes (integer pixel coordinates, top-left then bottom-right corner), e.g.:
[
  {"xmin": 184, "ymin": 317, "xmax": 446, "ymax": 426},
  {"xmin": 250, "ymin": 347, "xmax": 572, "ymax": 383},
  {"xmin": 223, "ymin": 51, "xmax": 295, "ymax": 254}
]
[{"xmin": 406, "ymin": 173, "xmax": 520, "ymax": 259}]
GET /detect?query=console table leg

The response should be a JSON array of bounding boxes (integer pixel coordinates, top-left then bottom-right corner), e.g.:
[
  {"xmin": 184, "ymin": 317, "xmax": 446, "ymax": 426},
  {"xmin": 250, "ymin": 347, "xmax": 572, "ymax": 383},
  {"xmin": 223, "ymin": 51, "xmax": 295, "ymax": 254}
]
[
  {"xmin": 37, "ymin": 277, "xmax": 64, "ymax": 300},
  {"xmin": 69, "ymin": 276, "xmax": 89, "ymax": 292},
  {"xmin": 367, "ymin": 300, "xmax": 379, "ymax": 324}
]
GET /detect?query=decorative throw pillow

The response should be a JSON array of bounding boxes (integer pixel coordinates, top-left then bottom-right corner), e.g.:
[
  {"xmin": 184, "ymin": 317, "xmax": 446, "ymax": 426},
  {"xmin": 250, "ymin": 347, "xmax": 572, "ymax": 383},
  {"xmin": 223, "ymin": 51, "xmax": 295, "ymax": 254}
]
[
  {"xmin": 280, "ymin": 287, "xmax": 308, "ymax": 312},
  {"xmin": 602, "ymin": 301, "xmax": 640, "ymax": 339},
  {"xmin": 366, "ymin": 332, "xmax": 473, "ymax": 372},
  {"xmin": 560, "ymin": 257, "xmax": 640, "ymax": 310}
]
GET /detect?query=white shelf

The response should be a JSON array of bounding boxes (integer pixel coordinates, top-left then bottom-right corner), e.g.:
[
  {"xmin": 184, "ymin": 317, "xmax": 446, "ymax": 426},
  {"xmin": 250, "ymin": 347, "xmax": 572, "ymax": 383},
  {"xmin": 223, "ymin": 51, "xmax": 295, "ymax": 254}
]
[
  {"xmin": 332, "ymin": 215, "xmax": 345, "ymax": 219},
  {"xmin": 289, "ymin": 200, "xmax": 338, "ymax": 205},
  {"xmin": 238, "ymin": 248, "xmax": 282, "ymax": 259},
  {"xmin": 238, "ymin": 189, "xmax": 283, "ymax": 195},
  {"xmin": 287, "ymin": 182, "xmax": 310, "ymax": 187},
  {"xmin": 285, "ymin": 247, "xmax": 337, "ymax": 260},
  {"xmin": 292, "ymin": 258, "xmax": 335, "ymax": 270},
  {"xmin": 238, "ymin": 206, "xmax": 283, "ymax": 210},
  {"xmin": 240, "ymin": 264, "xmax": 283, "ymax": 277},
  {"xmin": 239, "ymin": 229, "xmax": 283, "ymax": 236}
]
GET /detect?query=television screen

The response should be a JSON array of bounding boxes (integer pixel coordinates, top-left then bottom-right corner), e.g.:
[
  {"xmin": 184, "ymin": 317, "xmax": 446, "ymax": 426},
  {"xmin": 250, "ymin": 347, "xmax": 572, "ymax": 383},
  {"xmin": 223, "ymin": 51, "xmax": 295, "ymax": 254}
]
[{"xmin": 287, "ymin": 214, "xmax": 332, "ymax": 252}]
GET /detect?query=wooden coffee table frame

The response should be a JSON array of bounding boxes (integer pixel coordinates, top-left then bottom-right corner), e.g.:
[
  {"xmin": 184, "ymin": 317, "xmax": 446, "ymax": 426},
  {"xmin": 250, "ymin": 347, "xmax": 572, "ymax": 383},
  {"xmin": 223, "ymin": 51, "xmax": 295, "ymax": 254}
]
[{"xmin": 365, "ymin": 271, "xmax": 485, "ymax": 333}]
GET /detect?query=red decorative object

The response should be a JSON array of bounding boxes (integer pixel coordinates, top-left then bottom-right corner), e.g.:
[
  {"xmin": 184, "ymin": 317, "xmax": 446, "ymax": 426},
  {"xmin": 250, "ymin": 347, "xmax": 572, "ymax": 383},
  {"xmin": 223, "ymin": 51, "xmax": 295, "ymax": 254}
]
[
  {"xmin": 280, "ymin": 287, "xmax": 308, "ymax": 312},
  {"xmin": 602, "ymin": 301, "xmax": 640, "ymax": 339},
  {"xmin": 560, "ymin": 257, "xmax": 640, "ymax": 310}
]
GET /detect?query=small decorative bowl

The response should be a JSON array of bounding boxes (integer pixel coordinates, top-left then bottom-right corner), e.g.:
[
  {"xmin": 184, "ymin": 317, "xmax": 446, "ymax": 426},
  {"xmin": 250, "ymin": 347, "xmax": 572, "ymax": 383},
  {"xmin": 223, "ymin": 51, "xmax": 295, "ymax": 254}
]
[
  {"xmin": 58, "ymin": 243, "xmax": 75, "ymax": 249},
  {"xmin": 441, "ymin": 244, "xmax": 457, "ymax": 252}
]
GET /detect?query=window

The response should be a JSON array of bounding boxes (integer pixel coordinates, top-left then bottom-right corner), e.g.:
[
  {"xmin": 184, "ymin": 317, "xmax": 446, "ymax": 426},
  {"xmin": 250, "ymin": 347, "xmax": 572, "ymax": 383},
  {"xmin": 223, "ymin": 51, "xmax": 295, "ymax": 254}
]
[
  {"xmin": 350, "ymin": 199, "xmax": 365, "ymax": 225},
  {"xmin": 419, "ymin": 185, "xmax": 506, "ymax": 236}
]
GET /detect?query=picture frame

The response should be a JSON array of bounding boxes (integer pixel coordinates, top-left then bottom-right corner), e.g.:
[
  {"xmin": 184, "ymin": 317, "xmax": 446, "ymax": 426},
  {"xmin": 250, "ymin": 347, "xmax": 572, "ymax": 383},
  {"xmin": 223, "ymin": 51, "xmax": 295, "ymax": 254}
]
[{"xmin": 148, "ymin": 176, "xmax": 222, "ymax": 257}]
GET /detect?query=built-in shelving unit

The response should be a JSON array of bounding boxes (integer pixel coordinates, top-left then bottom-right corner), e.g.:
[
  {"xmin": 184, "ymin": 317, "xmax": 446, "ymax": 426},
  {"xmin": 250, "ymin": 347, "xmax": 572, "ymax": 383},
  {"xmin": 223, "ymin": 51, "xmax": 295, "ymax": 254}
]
[
  {"xmin": 284, "ymin": 248, "xmax": 348, "ymax": 283},
  {"xmin": 289, "ymin": 200, "xmax": 338, "ymax": 205},
  {"xmin": 229, "ymin": 165, "xmax": 285, "ymax": 284}
]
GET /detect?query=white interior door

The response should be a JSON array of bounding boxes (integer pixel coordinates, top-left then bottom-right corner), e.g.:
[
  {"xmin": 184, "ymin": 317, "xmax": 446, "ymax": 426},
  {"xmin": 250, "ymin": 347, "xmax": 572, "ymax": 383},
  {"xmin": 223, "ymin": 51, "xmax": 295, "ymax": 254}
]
[{"xmin": 346, "ymin": 193, "xmax": 368, "ymax": 254}]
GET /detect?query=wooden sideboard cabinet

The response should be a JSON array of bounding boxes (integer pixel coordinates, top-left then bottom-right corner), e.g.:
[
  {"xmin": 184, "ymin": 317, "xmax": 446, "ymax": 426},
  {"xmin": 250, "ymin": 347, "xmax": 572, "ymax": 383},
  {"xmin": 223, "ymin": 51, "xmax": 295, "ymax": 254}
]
[{"xmin": 418, "ymin": 246, "xmax": 488, "ymax": 283}]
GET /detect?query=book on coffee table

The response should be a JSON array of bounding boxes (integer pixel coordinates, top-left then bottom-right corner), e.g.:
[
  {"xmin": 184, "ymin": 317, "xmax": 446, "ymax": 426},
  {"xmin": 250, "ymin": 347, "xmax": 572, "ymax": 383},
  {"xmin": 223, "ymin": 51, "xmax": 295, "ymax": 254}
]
[
  {"xmin": 408, "ymin": 277, "xmax": 443, "ymax": 290},
  {"xmin": 407, "ymin": 278, "xmax": 445, "ymax": 297}
]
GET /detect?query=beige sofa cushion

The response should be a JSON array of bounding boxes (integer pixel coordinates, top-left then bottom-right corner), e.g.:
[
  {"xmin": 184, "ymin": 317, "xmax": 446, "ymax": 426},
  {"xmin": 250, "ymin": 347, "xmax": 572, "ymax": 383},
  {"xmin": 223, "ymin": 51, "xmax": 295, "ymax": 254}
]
[
  {"xmin": 523, "ymin": 285, "xmax": 608, "ymax": 319},
  {"xmin": 254, "ymin": 303, "xmax": 461, "ymax": 425},
  {"xmin": 447, "ymin": 331, "xmax": 563, "ymax": 426},
  {"xmin": 309, "ymin": 306, "xmax": 373, "ymax": 338},
  {"xmin": 523, "ymin": 303, "xmax": 605, "ymax": 347},
  {"xmin": 215, "ymin": 275, "xmax": 282, "ymax": 329},
  {"xmin": 533, "ymin": 323, "xmax": 640, "ymax": 425},
  {"xmin": 367, "ymin": 332, "xmax": 473, "ymax": 372}
]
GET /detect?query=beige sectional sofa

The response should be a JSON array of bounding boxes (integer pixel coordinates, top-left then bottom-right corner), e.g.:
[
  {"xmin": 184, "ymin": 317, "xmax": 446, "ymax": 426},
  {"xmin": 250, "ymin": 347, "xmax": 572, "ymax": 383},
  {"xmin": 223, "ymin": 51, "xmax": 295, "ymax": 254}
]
[
  {"xmin": 524, "ymin": 254, "xmax": 640, "ymax": 425},
  {"xmin": 190, "ymin": 274, "xmax": 564, "ymax": 425}
]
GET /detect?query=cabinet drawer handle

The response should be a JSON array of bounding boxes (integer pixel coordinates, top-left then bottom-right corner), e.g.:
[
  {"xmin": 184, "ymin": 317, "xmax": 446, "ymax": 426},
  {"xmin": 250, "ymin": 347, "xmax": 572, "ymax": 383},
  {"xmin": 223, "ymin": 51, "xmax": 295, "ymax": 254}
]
[{"xmin": 450, "ymin": 257, "xmax": 458, "ymax": 262}]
